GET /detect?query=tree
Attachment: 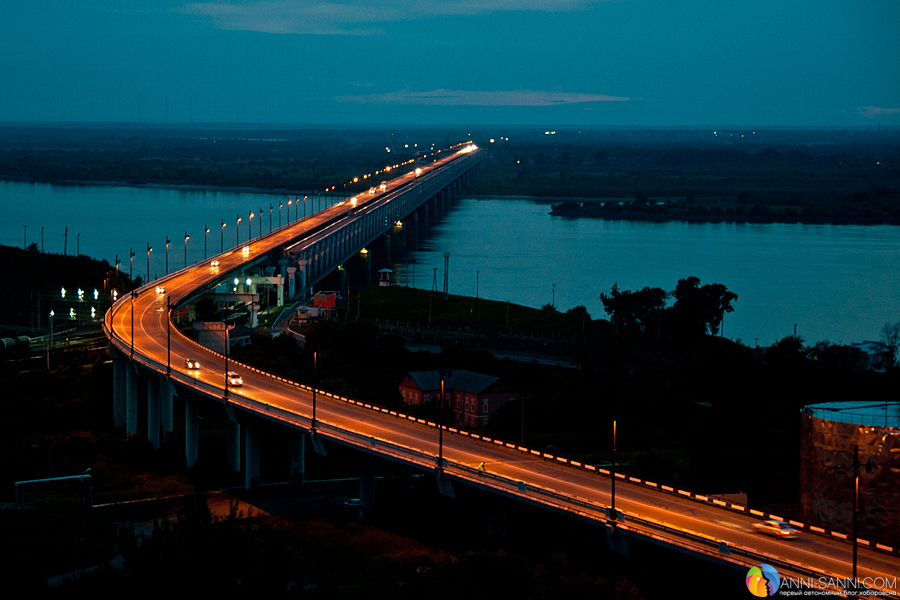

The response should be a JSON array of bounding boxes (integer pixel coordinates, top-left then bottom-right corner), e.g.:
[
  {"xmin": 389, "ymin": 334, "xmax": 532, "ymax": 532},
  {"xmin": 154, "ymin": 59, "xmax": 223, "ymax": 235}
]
[
  {"xmin": 882, "ymin": 321, "xmax": 900, "ymax": 366},
  {"xmin": 669, "ymin": 277, "xmax": 737, "ymax": 337},
  {"xmin": 600, "ymin": 283, "xmax": 668, "ymax": 333}
]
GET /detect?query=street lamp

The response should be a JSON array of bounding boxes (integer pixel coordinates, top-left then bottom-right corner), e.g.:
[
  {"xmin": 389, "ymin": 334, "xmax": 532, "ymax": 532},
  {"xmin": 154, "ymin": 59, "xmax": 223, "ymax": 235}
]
[
  {"xmin": 259, "ymin": 206, "xmax": 263, "ymax": 237},
  {"xmin": 130, "ymin": 291, "xmax": 138, "ymax": 357},
  {"xmin": 311, "ymin": 350, "xmax": 318, "ymax": 431},
  {"xmin": 146, "ymin": 243, "xmax": 152, "ymax": 283},
  {"xmin": 224, "ymin": 326, "xmax": 230, "ymax": 399},
  {"xmin": 221, "ymin": 220, "xmax": 226, "ymax": 253},
  {"xmin": 279, "ymin": 202, "xmax": 283, "ymax": 228},
  {"xmin": 610, "ymin": 417, "xmax": 617, "ymax": 522},
  {"xmin": 47, "ymin": 310, "xmax": 54, "ymax": 370},
  {"xmin": 438, "ymin": 369, "xmax": 452, "ymax": 473},
  {"xmin": 269, "ymin": 204, "xmax": 273, "ymax": 232},
  {"xmin": 236, "ymin": 215, "xmax": 241, "ymax": 246},
  {"xmin": 204, "ymin": 225, "xmax": 209, "ymax": 260},
  {"xmin": 129, "ymin": 248, "xmax": 134, "ymax": 284},
  {"xmin": 852, "ymin": 444, "xmax": 874, "ymax": 587},
  {"xmin": 249, "ymin": 210, "xmax": 254, "ymax": 240},
  {"xmin": 166, "ymin": 299, "xmax": 173, "ymax": 376},
  {"xmin": 184, "ymin": 231, "xmax": 189, "ymax": 268},
  {"xmin": 165, "ymin": 236, "xmax": 170, "ymax": 275}
]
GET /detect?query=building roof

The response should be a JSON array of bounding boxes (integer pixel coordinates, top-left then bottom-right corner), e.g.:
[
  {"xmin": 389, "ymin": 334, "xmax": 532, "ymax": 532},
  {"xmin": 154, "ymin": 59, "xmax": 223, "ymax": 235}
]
[
  {"xmin": 803, "ymin": 401, "xmax": 900, "ymax": 428},
  {"xmin": 405, "ymin": 370, "xmax": 500, "ymax": 394}
]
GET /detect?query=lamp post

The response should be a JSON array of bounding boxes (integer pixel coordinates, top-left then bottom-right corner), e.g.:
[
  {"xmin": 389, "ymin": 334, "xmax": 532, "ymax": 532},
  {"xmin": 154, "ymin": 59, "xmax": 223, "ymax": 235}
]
[
  {"xmin": 184, "ymin": 231, "xmax": 189, "ymax": 268},
  {"xmin": 249, "ymin": 210, "xmax": 254, "ymax": 241},
  {"xmin": 47, "ymin": 310, "xmax": 54, "ymax": 370},
  {"xmin": 224, "ymin": 326, "xmax": 230, "ymax": 398},
  {"xmin": 303, "ymin": 195, "xmax": 307, "ymax": 218},
  {"xmin": 129, "ymin": 248, "xmax": 134, "ymax": 284},
  {"xmin": 311, "ymin": 350, "xmax": 317, "ymax": 431},
  {"xmin": 146, "ymin": 243, "xmax": 152, "ymax": 283},
  {"xmin": 269, "ymin": 204, "xmax": 273, "ymax": 232},
  {"xmin": 438, "ymin": 369, "xmax": 452, "ymax": 473},
  {"xmin": 279, "ymin": 202, "xmax": 283, "ymax": 228},
  {"xmin": 852, "ymin": 444, "xmax": 874, "ymax": 588},
  {"xmin": 259, "ymin": 206, "xmax": 263, "ymax": 237},
  {"xmin": 611, "ymin": 417, "xmax": 617, "ymax": 522},
  {"xmin": 204, "ymin": 226, "xmax": 209, "ymax": 260},
  {"xmin": 236, "ymin": 215, "xmax": 241, "ymax": 246},
  {"xmin": 166, "ymin": 299, "xmax": 173, "ymax": 376},
  {"xmin": 221, "ymin": 220, "xmax": 226, "ymax": 253},
  {"xmin": 165, "ymin": 236, "xmax": 170, "ymax": 275},
  {"xmin": 130, "ymin": 291, "xmax": 138, "ymax": 357}
]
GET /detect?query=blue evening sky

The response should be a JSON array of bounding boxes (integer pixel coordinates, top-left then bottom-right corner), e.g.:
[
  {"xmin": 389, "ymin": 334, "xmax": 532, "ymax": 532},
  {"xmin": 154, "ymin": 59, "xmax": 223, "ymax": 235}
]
[{"xmin": 1, "ymin": 0, "xmax": 897, "ymax": 126}]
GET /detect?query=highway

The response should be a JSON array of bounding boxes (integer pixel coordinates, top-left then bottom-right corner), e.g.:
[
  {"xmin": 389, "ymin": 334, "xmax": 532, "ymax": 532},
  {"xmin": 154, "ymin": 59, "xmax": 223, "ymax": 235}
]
[{"xmin": 105, "ymin": 146, "xmax": 899, "ymax": 596}]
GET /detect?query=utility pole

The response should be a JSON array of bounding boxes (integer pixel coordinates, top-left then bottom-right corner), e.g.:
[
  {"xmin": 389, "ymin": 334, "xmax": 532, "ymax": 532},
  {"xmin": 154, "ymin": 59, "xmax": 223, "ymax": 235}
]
[{"xmin": 443, "ymin": 252, "xmax": 449, "ymax": 300}]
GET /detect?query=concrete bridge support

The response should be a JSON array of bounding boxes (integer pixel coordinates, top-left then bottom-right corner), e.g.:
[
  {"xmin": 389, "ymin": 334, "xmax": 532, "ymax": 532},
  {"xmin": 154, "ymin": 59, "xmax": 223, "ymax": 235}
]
[
  {"xmin": 287, "ymin": 266, "xmax": 297, "ymax": 299},
  {"xmin": 161, "ymin": 379, "xmax": 174, "ymax": 440},
  {"xmin": 185, "ymin": 396, "xmax": 198, "ymax": 468},
  {"xmin": 359, "ymin": 459, "xmax": 375, "ymax": 520},
  {"xmin": 125, "ymin": 362, "xmax": 138, "ymax": 435},
  {"xmin": 112, "ymin": 347, "xmax": 126, "ymax": 428},
  {"xmin": 227, "ymin": 421, "xmax": 241, "ymax": 473},
  {"xmin": 290, "ymin": 430, "xmax": 306, "ymax": 487},
  {"xmin": 245, "ymin": 423, "xmax": 260, "ymax": 490},
  {"xmin": 147, "ymin": 375, "xmax": 160, "ymax": 449}
]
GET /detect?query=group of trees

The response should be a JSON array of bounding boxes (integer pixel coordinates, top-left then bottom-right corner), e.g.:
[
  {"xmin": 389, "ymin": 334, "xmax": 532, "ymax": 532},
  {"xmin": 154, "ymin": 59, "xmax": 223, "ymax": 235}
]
[{"xmin": 599, "ymin": 276, "xmax": 737, "ymax": 340}]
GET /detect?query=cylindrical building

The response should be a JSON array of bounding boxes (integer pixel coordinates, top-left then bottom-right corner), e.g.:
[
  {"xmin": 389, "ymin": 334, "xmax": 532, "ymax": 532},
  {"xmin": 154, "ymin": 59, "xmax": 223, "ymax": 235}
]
[{"xmin": 800, "ymin": 401, "xmax": 900, "ymax": 548}]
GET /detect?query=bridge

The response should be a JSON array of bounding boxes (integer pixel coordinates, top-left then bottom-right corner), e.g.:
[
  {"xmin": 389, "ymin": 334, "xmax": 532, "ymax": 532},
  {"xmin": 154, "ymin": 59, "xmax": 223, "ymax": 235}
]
[{"xmin": 103, "ymin": 144, "xmax": 899, "ymax": 596}]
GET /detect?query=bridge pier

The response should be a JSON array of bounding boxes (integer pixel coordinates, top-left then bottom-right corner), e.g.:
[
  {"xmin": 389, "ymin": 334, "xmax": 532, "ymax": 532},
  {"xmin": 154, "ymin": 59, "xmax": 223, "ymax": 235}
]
[
  {"xmin": 185, "ymin": 396, "xmax": 198, "ymax": 468},
  {"xmin": 290, "ymin": 430, "xmax": 306, "ymax": 487},
  {"xmin": 112, "ymin": 346, "xmax": 126, "ymax": 428},
  {"xmin": 359, "ymin": 459, "xmax": 375, "ymax": 519},
  {"xmin": 227, "ymin": 421, "xmax": 241, "ymax": 473},
  {"xmin": 161, "ymin": 378, "xmax": 174, "ymax": 442},
  {"xmin": 125, "ymin": 362, "xmax": 138, "ymax": 435},
  {"xmin": 245, "ymin": 422, "xmax": 260, "ymax": 490},
  {"xmin": 147, "ymin": 375, "xmax": 160, "ymax": 449}
]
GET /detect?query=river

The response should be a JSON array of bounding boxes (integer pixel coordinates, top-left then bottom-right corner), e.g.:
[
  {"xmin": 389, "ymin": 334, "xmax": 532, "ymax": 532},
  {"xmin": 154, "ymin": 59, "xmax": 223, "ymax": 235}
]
[{"xmin": 2, "ymin": 181, "xmax": 898, "ymax": 346}]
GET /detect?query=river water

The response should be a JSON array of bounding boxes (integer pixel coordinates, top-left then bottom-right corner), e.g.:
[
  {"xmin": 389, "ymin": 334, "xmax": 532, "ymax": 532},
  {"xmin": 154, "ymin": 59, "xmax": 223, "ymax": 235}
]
[{"xmin": 2, "ymin": 181, "xmax": 898, "ymax": 346}]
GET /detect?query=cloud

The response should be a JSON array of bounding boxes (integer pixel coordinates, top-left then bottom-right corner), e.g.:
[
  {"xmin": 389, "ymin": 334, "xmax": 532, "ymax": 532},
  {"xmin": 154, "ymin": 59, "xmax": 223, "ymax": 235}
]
[
  {"xmin": 336, "ymin": 89, "xmax": 630, "ymax": 106},
  {"xmin": 179, "ymin": 0, "xmax": 600, "ymax": 35},
  {"xmin": 857, "ymin": 106, "xmax": 900, "ymax": 118}
]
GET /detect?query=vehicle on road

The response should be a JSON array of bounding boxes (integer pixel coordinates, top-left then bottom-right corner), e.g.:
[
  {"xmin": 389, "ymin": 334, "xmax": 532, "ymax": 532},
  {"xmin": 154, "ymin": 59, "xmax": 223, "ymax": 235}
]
[
  {"xmin": 210, "ymin": 260, "xmax": 219, "ymax": 267},
  {"xmin": 752, "ymin": 520, "xmax": 801, "ymax": 539},
  {"xmin": 227, "ymin": 371, "xmax": 243, "ymax": 387},
  {"xmin": 185, "ymin": 358, "xmax": 201, "ymax": 370},
  {"xmin": 343, "ymin": 498, "xmax": 361, "ymax": 508}
]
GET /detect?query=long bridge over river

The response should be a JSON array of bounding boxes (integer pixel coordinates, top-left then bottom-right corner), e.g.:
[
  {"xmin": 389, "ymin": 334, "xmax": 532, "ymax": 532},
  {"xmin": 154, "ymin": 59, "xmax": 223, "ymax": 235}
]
[{"xmin": 104, "ymin": 144, "xmax": 899, "ymax": 596}]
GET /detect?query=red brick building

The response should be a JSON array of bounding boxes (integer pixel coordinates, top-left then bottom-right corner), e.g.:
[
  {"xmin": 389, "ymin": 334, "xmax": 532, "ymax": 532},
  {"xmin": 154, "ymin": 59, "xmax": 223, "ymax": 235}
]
[{"xmin": 399, "ymin": 370, "xmax": 518, "ymax": 429}]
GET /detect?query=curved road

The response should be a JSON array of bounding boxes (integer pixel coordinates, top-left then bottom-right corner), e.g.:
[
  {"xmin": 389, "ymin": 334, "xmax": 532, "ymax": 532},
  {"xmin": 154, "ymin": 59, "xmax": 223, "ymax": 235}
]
[{"xmin": 105, "ymin": 147, "xmax": 899, "ymax": 595}]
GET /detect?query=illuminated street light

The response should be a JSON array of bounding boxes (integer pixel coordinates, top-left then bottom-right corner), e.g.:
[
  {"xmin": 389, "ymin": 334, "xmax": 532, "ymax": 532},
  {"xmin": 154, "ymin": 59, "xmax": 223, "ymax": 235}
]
[
  {"xmin": 184, "ymin": 231, "xmax": 189, "ymax": 268},
  {"xmin": 165, "ymin": 236, "xmax": 170, "ymax": 275},
  {"xmin": 146, "ymin": 243, "xmax": 152, "ymax": 283},
  {"xmin": 130, "ymin": 291, "xmax": 138, "ymax": 357},
  {"xmin": 221, "ymin": 220, "xmax": 226, "ymax": 253},
  {"xmin": 311, "ymin": 350, "xmax": 318, "ymax": 431},
  {"xmin": 279, "ymin": 202, "xmax": 283, "ymax": 228},
  {"xmin": 236, "ymin": 215, "xmax": 241, "ymax": 246},
  {"xmin": 269, "ymin": 204, "xmax": 273, "ymax": 232},
  {"xmin": 204, "ymin": 225, "xmax": 210, "ymax": 260},
  {"xmin": 249, "ymin": 210, "xmax": 254, "ymax": 240}
]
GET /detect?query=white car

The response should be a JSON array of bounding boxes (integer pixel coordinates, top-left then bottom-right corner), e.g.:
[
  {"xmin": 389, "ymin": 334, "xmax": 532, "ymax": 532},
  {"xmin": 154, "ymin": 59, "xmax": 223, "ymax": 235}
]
[
  {"xmin": 185, "ymin": 358, "xmax": 201, "ymax": 370},
  {"xmin": 210, "ymin": 260, "xmax": 220, "ymax": 267},
  {"xmin": 155, "ymin": 286, "xmax": 166, "ymax": 294},
  {"xmin": 752, "ymin": 520, "xmax": 801, "ymax": 539},
  {"xmin": 226, "ymin": 371, "xmax": 243, "ymax": 387}
]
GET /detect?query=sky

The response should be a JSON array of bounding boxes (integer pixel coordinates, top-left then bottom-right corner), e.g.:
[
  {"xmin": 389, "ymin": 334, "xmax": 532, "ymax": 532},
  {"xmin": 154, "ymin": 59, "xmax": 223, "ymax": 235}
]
[{"xmin": 1, "ymin": 0, "xmax": 898, "ymax": 127}]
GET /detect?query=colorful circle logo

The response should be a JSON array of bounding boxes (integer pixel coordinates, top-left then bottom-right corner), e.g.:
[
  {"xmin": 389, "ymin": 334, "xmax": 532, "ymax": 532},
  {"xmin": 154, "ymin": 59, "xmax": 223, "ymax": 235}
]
[{"xmin": 746, "ymin": 564, "xmax": 780, "ymax": 597}]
